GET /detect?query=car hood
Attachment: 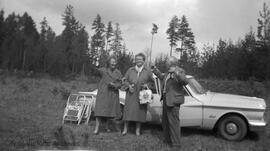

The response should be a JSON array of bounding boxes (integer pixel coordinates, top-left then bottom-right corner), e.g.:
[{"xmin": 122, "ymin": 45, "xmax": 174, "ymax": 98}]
[{"xmin": 208, "ymin": 92, "xmax": 266, "ymax": 110}]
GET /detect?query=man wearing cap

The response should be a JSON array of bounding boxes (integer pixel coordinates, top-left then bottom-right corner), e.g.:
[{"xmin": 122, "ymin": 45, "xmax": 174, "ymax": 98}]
[{"xmin": 152, "ymin": 56, "xmax": 188, "ymax": 148}]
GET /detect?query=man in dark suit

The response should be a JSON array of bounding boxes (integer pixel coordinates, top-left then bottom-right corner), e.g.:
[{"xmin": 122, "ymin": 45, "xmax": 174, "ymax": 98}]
[{"xmin": 152, "ymin": 56, "xmax": 188, "ymax": 147}]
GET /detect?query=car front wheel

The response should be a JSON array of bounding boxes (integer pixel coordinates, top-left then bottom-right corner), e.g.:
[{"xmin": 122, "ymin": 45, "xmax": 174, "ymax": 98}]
[{"xmin": 217, "ymin": 115, "xmax": 247, "ymax": 141}]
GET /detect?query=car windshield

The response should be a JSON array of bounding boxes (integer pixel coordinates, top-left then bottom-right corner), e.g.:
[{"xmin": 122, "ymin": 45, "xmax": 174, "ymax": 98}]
[{"xmin": 187, "ymin": 78, "xmax": 207, "ymax": 95}]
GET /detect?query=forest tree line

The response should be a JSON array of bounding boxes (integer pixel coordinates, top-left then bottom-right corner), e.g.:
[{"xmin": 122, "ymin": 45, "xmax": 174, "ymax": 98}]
[
  {"xmin": 0, "ymin": 3, "xmax": 269, "ymax": 81},
  {"xmin": 0, "ymin": 5, "xmax": 134, "ymax": 77}
]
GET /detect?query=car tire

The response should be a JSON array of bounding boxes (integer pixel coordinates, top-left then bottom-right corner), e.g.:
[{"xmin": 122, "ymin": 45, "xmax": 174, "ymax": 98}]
[{"xmin": 217, "ymin": 115, "xmax": 247, "ymax": 141}]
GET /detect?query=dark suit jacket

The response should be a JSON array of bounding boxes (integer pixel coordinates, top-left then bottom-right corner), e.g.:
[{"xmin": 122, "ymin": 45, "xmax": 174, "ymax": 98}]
[{"xmin": 153, "ymin": 66, "xmax": 188, "ymax": 107}]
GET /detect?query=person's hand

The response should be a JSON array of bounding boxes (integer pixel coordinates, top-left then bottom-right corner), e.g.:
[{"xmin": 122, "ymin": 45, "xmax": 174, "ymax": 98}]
[
  {"xmin": 151, "ymin": 65, "xmax": 157, "ymax": 70},
  {"xmin": 151, "ymin": 65, "xmax": 158, "ymax": 73},
  {"xmin": 108, "ymin": 82, "xmax": 116, "ymax": 89},
  {"xmin": 129, "ymin": 84, "xmax": 135, "ymax": 93},
  {"xmin": 141, "ymin": 84, "xmax": 148, "ymax": 90}
]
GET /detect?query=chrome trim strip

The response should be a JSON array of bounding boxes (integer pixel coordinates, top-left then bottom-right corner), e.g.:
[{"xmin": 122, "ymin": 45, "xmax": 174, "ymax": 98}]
[{"xmin": 203, "ymin": 105, "xmax": 265, "ymax": 112}]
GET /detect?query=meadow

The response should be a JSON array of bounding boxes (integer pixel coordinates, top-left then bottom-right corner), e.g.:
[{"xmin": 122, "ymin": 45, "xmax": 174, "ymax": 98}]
[{"xmin": 0, "ymin": 73, "xmax": 269, "ymax": 151}]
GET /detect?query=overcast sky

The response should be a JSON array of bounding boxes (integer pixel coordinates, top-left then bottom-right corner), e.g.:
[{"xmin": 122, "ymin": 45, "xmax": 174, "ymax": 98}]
[{"xmin": 0, "ymin": 0, "xmax": 267, "ymax": 58}]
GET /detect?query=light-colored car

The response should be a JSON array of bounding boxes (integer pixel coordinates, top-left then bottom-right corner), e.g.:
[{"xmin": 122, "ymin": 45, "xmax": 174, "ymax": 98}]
[{"xmin": 81, "ymin": 75, "xmax": 268, "ymax": 141}]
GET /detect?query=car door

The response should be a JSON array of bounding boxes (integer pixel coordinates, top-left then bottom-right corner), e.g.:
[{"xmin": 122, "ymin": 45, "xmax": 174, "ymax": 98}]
[
  {"xmin": 180, "ymin": 87, "xmax": 203, "ymax": 127},
  {"xmin": 146, "ymin": 76, "xmax": 163, "ymax": 124},
  {"xmin": 146, "ymin": 93, "xmax": 162, "ymax": 124}
]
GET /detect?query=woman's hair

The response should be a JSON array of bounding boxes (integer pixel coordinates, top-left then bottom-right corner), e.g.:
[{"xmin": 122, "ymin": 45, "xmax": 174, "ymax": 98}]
[
  {"xmin": 106, "ymin": 56, "xmax": 117, "ymax": 67},
  {"xmin": 135, "ymin": 53, "xmax": 146, "ymax": 61}
]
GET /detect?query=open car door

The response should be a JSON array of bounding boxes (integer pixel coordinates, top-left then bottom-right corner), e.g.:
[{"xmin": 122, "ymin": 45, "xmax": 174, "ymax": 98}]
[{"xmin": 179, "ymin": 84, "xmax": 203, "ymax": 127}]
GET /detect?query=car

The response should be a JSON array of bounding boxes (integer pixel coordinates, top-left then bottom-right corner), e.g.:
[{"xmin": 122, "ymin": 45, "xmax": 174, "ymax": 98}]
[{"xmin": 79, "ymin": 75, "xmax": 268, "ymax": 141}]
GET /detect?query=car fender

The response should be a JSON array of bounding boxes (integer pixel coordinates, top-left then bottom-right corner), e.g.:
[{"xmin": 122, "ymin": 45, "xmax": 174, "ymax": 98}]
[{"xmin": 202, "ymin": 106, "xmax": 249, "ymax": 130}]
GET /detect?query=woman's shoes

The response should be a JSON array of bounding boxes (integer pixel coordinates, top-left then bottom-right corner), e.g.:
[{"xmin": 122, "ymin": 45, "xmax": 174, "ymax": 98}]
[
  {"xmin": 136, "ymin": 130, "xmax": 141, "ymax": 136},
  {"xmin": 122, "ymin": 131, "xmax": 127, "ymax": 136},
  {"xmin": 93, "ymin": 129, "xmax": 99, "ymax": 135}
]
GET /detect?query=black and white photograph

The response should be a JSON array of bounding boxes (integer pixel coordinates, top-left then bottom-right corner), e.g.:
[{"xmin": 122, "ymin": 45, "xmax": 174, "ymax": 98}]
[{"xmin": 0, "ymin": 0, "xmax": 270, "ymax": 150}]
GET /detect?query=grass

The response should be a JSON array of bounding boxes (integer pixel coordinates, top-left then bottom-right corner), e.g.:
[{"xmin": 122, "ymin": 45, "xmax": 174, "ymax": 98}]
[{"xmin": 0, "ymin": 75, "xmax": 269, "ymax": 151}]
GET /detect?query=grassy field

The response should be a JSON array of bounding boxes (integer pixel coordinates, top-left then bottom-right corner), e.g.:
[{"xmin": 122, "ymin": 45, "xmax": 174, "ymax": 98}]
[{"xmin": 0, "ymin": 75, "xmax": 269, "ymax": 151}]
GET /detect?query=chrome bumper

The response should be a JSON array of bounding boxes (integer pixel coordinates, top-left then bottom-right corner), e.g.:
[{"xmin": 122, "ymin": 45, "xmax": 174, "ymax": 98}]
[{"xmin": 249, "ymin": 121, "xmax": 267, "ymax": 131}]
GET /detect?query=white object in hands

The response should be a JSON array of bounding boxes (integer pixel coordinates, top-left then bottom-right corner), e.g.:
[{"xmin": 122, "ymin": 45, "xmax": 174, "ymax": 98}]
[{"xmin": 139, "ymin": 86, "xmax": 153, "ymax": 104}]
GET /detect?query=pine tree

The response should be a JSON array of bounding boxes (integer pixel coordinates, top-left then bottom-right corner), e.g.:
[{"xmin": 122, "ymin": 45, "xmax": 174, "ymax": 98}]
[
  {"xmin": 72, "ymin": 25, "xmax": 89, "ymax": 74},
  {"xmin": 90, "ymin": 14, "xmax": 106, "ymax": 67},
  {"xmin": 110, "ymin": 23, "xmax": 123, "ymax": 57},
  {"xmin": 166, "ymin": 15, "xmax": 179, "ymax": 56},
  {"xmin": 117, "ymin": 43, "xmax": 134, "ymax": 74},
  {"xmin": 257, "ymin": 2, "xmax": 270, "ymax": 79},
  {"xmin": 1, "ymin": 12, "xmax": 20, "ymax": 70},
  {"xmin": 0, "ymin": 10, "xmax": 5, "ymax": 66},
  {"xmin": 257, "ymin": 3, "xmax": 270, "ymax": 47},
  {"xmin": 61, "ymin": 4, "xmax": 80, "ymax": 73},
  {"xmin": 105, "ymin": 21, "xmax": 114, "ymax": 52},
  {"xmin": 19, "ymin": 12, "xmax": 39, "ymax": 71},
  {"xmin": 177, "ymin": 15, "xmax": 196, "ymax": 60},
  {"xmin": 39, "ymin": 17, "xmax": 56, "ymax": 72}
]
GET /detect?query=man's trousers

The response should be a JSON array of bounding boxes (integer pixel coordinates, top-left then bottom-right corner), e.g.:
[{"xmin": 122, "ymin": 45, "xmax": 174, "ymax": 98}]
[{"xmin": 162, "ymin": 102, "xmax": 181, "ymax": 147}]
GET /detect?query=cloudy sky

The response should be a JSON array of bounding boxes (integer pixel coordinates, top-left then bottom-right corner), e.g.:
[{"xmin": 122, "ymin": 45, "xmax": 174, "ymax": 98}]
[{"xmin": 0, "ymin": 0, "xmax": 267, "ymax": 58}]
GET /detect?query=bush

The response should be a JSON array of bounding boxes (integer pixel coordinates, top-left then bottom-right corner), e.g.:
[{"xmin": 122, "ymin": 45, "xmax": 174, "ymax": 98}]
[
  {"xmin": 198, "ymin": 79, "xmax": 266, "ymax": 98},
  {"xmin": 59, "ymin": 86, "xmax": 71, "ymax": 100}
]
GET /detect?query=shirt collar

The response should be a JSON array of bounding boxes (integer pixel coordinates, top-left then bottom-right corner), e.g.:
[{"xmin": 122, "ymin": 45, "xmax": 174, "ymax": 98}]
[{"xmin": 131, "ymin": 65, "xmax": 146, "ymax": 71}]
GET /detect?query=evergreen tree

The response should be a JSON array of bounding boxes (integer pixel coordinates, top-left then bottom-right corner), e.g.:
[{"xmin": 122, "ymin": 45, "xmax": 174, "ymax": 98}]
[
  {"xmin": 90, "ymin": 14, "xmax": 106, "ymax": 67},
  {"xmin": 110, "ymin": 23, "xmax": 123, "ymax": 57},
  {"xmin": 105, "ymin": 21, "xmax": 114, "ymax": 52},
  {"xmin": 257, "ymin": 2, "xmax": 270, "ymax": 79},
  {"xmin": 0, "ymin": 10, "xmax": 5, "ymax": 66},
  {"xmin": 39, "ymin": 17, "xmax": 56, "ymax": 72},
  {"xmin": 72, "ymin": 25, "xmax": 89, "ymax": 74},
  {"xmin": 177, "ymin": 15, "xmax": 196, "ymax": 60},
  {"xmin": 166, "ymin": 15, "xmax": 179, "ymax": 56},
  {"xmin": 257, "ymin": 2, "xmax": 270, "ymax": 47},
  {"xmin": 1, "ymin": 13, "xmax": 19, "ymax": 69},
  {"xmin": 62, "ymin": 5, "xmax": 81, "ymax": 73},
  {"xmin": 19, "ymin": 12, "xmax": 39, "ymax": 71},
  {"xmin": 117, "ymin": 43, "xmax": 134, "ymax": 74}
]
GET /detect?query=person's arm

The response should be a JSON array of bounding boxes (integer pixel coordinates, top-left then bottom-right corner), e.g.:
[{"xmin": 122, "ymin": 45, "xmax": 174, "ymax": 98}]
[
  {"xmin": 93, "ymin": 65, "xmax": 105, "ymax": 77},
  {"xmin": 111, "ymin": 70, "xmax": 123, "ymax": 90},
  {"xmin": 173, "ymin": 67, "xmax": 188, "ymax": 85},
  {"xmin": 121, "ymin": 68, "xmax": 134, "ymax": 92},
  {"xmin": 151, "ymin": 66, "xmax": 165, "ymax": 80}
]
